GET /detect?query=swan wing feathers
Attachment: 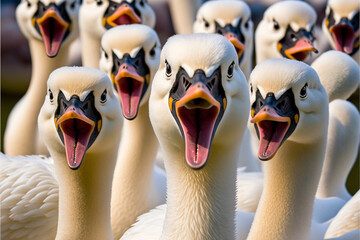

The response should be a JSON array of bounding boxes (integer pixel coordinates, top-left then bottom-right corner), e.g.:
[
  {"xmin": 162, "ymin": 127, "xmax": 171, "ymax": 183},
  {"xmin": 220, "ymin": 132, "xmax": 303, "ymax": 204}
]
[
  {"xmin": 121, "ymin": 204, "xmax": 166, "ymax": 240},
  {"xmin": 0, "ymin": 153, "xmax": 58, "ymax": 240},
  {"xmin": 324, "ymin": 191, "xmax": 360, "ymax": 238}
]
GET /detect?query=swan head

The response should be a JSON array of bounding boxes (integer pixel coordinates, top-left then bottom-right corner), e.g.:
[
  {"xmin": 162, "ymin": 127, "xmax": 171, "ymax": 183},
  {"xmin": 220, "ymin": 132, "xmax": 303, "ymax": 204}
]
[
  {"xmin": 322, "ymin": 0, "xmax": 359, "ymax": 55},
  {"xmin": 255, "ymin": 0, "xmax": 318, "ymax": 63},
  {"xmin": 193, "ymin": 0, "xmax": 253, "ymax": 67},
  {"xmin": 249, "ymin": 58, "xmax": 328, "ymax": 160},
  {"xmin": 100, "ymin": 24, "xmax": 160, "ymax": 120},
  {"xmin": 16, "ymin": 0, "xmax": 80, "ymax": 57},
  {"xmin": 79, "ymin": 0, "xmax": 155, "ymax": 40},
  {"xmin": 311, "ymin": 50, "xmax": 359, "ymax": 102},
  {"xmin": 149, "ymin": 33, "xmax": 250, "ymax": 169},
  {"xmin": 38, "ymin": 66, "xmax": 123, "ymax": 169}
]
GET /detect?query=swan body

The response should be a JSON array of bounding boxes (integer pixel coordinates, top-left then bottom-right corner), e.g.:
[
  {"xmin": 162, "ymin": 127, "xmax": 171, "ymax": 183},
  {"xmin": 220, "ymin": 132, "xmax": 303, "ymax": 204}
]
[
  {"xmin": 246, "ymin": 58, "xmax": 329, "ymax": 239},
  {"xmin": 79, "ymin": 0, "xmax": 155, "ymax": 68},
  {"xmin": 1, "ymin": 67, "xmax": 123, "ymax": 240},
  {"xmin": 322, "ymin": 0, "xmax": 360, "ymax": 63},
  {"xmin": 193, "ymin": 0, "xmax": 253, "ymax": 80},
  {"xmin": 99, "ymin": 24, "xmax": 166, "ymax": 238},
  {"xmin": 121, "ymin": 33, "xmax": 250, "ymax": 239},
  {"xmin": 255, "ymin": 0, "xmax": 318, "ymax": 64},
  {"xmin": 4, "ymin": 0, "xmax": 80, "ymax": 156}
]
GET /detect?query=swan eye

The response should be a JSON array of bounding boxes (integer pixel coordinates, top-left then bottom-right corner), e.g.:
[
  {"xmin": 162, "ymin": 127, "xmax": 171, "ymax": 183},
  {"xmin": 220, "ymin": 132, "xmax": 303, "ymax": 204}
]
[
  {"xmin": 70, "ymin": 1, "xmax": 76, "ymax": 9},
  {"xmin": 244, "ymin": 20, "xmax": 249, "ymax": 29},
  {"xmin": 250, "ymin": 83, "xmax": 253, "ymax": 94},
  {"xmin": 139, "ymin": 0, "xmax": 145, "ymax": 7},
  {"xmin": 300, "ymin": 83, "xmax": 308, "ymax": 99},
  {"xmin": 96, "ymin": 0, "xmax": 103, "ymax": 6},
  {"xmin": 165, "ymin": 60, "xmax": 172, "ymax": 77},
  {"xmin": 48, "ymin": 89, "xmax": 54, "ymax": 102},
  {"xmin": 26, "ymin": 0, "xmax": 31, "ymax": 7},
  {"xmin": 273, "ymin": 19, "xmax": 280, "ymax": 30},
  {"xmin": 227, "ymin": 61, "xmax": 235, "ymax": 78},
  {"xmin": 104, "ymin": 51, "xmax": 108, "ymax": 59},
  {"xmin": 100, "ymin": 89, "xmax": 107, "ymax": 103},
  {"xmin": 149, "ymin": 44, "xmax": 156, "ymax": 57},
  {"xmin": 203, "ymin": 18, "xmax": 210, "ymax": 28}
]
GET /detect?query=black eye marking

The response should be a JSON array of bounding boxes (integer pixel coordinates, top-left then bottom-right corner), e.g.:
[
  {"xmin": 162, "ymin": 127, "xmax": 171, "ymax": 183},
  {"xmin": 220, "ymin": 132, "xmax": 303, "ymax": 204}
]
[
  {"xmin": 300, "ymin": 83, "xmax": 308, "ymax": 98},
  {"xmin": 273, "ymin": 19, "xmax": 280, "ymax": 30},
  {"xmin": 227, "ymin": 61, "xmax": 235, "ymax": 78},
  {"xmin": 250, "ymin": 83, "xmax": 253, "ymax": 93},
  {"xmin": 100, "ymin": 89, "xmax": 107, "ymax": 103},
  {"xmin": 49, "ymin": 89, "xmax": 54, "ymax": 102},
  {"xmin": 165, "ymin": 59, "xmax": 172, "ymax": 77},
  {"xmin": 139, "ymin": 0, "xmax": 145, "ymax": 7},
  {"xmin": 96, "ymin": 0, "xmax": 103, "ymax": 6},
  {"xmin": 70, "ymin": 1, "xmax": 76, "ymax": 9},
  {"xmin": 26, "ymin": 0, "xmax": 31, "ymax": 7},
  {"xmin": 244, "ymin": 19, "xmax": 249, "ymax": 29},
  {"xmin": 203, "ymin": 18, "xmax": 210, "ymax": 28}
]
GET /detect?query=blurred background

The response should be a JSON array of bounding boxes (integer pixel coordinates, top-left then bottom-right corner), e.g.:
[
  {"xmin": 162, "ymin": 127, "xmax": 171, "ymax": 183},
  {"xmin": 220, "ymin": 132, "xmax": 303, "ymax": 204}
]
[{"xmin": 1, "ymin": 0, "xmax": 358, "ymax": 195}]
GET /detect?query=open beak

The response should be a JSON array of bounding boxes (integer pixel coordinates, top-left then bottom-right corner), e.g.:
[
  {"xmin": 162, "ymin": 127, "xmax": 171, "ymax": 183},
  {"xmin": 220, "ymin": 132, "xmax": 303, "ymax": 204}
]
[
  {"xmin": 34, "ymin": 7, "xmax": 70, "ymax": 57},
  {"xmin": 224, "ymin": 32, "xmax": 245, "ymax": 60},
  {"xmin": 55, "ymin": 93, "xmax": 102, "ymax": 170},
  {"xmin": 283, "ymin": 37, "xmax": 318, "ymax": 61},
  {"xmin": 112, "ymin": 63, "xmax": 148, "ymax": 120},
  {"xmin": 104, "ymin": 3, "xmax": 141, "ymax": 27},
  {"xmin": 174, "ymin": 82, "xmax": 221, "ymax": 169},
  {"xmin": 329, "ymin": 18, "xmax": 359, "ymax": 54},
  {"xmin": 251, "ymin": 90, "xmax": 299, "ymax": 161},
  {"xmin": 251, "ymin": 106, "xmax": 291, "ymax": 160},
  {"xmin": 56, "ymin": 106, "xmax": 96, "ymax": 169}
]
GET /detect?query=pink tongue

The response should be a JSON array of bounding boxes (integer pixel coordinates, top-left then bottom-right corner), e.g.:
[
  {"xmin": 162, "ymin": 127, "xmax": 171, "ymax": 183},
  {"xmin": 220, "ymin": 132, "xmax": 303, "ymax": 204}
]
[
  {"xmin": 117, "ymin": 78, "xmax": 143, "ymax": 119},
  {"xmin": 114, "ymin": 15, "xmax": 132, "ymax": 25},
  {"xmin": 61, "ymin": 119, "xmax": 92, "ymax": 169},
  {"xmin": 38, "ymin": 18, "xmax": 66, "ymax": 57},
  {"xmin": 257, "ymin": 120, "xmax": 288, "ymax": 160},
  {"xmin": 178, "ymin": 105, "xmax": 218, "ymax": 169}
]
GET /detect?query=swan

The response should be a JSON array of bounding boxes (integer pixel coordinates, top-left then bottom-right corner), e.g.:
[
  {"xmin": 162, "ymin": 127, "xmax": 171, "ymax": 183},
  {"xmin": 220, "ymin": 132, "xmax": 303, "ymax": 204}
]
[
  {"xmin": 1, "ymin": 66, "xmax": 123, "ymax": 240},
  {"xmin": 193, "ymin": 0, "xmax": 253, "ymax": 80},
  {"xmin": 245, "ymin": 58, "xmax": 329, "ymax": 239},
  {"xmin": 79, "ymin": 0, "xmax": 155, "ymax": 68},
  {"xmin": 99, "ymin": 24, "xmax": 166, "ymax": 238},
  {"xmin": 4, "ymin": 0, "xmax": 80, "ymax": 156},
  {"xmin": 322, "ymin": 0, "xmax": 359, "ymax": 62},
  {"xmin": 121, "ymin": 33, "xmax": 250, "ymax": 239},
  {"xmin": 236, "ymin": 50, "xmax": 360, "ymax": 216},
  {"xmin": 255, "ymin": 0, "xmax": 318, "ymax": 64}
]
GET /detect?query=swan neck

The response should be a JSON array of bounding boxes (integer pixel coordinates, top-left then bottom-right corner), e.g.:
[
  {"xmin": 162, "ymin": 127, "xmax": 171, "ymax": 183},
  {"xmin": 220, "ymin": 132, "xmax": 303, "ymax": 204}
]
[
  {"xmin": 161, "ymin": 146, "xmax": 238, "ymax": 240},
  {"xmin": 55, "ymin": 150, "xmax": 116, "ymax": 240},
  {"xmin": 247, "ymin": 140, "xmax": 326, "ymax": 240},
  {"xmin": 80, "ymin": 30, "xmax": 101, "ymax": 68},
  {"xmin": 111, "ymin": 103, "xmax": 160, "ymax": 238}
]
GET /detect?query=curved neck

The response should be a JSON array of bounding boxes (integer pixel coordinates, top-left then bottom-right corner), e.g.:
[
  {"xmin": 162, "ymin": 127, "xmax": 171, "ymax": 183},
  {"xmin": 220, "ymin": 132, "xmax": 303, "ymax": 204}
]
[
  {"xmin": 80, "ymin": 30, "xmax": 101, "ymax": 68},
  {"xmin": 247, "ymin": 139, "xmax": 326, "ymax": 240},
  {"xmin": 111, "ymin": 103, "xmax": 160, "ymax": 238},
  {"xmin": 161, "ymin": 144, "xmax": 238, "ymax": 240},
  {"xmin": 55, "ymin": 150, "xmax": 117, "ymax": 240}
]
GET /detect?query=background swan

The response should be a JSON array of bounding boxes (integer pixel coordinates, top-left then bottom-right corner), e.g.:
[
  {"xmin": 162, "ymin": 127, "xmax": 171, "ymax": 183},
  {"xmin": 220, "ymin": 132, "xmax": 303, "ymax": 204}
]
[
  {"xmin": 79, "ymin": 0, "xmax": 155, "ymax": 68},
  {"xmin": 99, "ymin": 24, "xmax": 166, "ymax": 239},
  {"xmin": 4, "ymin": 0, "xmax": 80, "ymax": 156}
]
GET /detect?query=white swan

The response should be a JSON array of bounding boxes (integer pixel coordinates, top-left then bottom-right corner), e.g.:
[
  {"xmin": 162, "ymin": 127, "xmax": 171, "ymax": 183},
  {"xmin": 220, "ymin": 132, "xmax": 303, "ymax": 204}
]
[
  {"xmin": 322, "ymin": 0, "xmax": 359, "ymax": 62},
  {"xmin": 1, "ymin": 67, "xmax": 123, "ymax": 240},
  {"xmin": 255, "ymin": 0, "xmax": 318, "ymax": 64},
  {"xmin": 121, "ymin": 33, "xmax": 250, "ymax": 239},
  {"xmin": 193, "ymin": 0, "xmax": 253, "ymax": 80},
  {"xmin": 99, "ymin": 24, "xmax": 166, "ymax": 239},
  {"xmin": 245, "ymin": 58, "xmax": 329, "ymax": 240},
  {"xmin": 4, "ymin": 0, "xmax": 80, "ymax": 156},
  {"xmin": 79, "ymin": 0, "xmax": 155, "ymax": 68}
]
